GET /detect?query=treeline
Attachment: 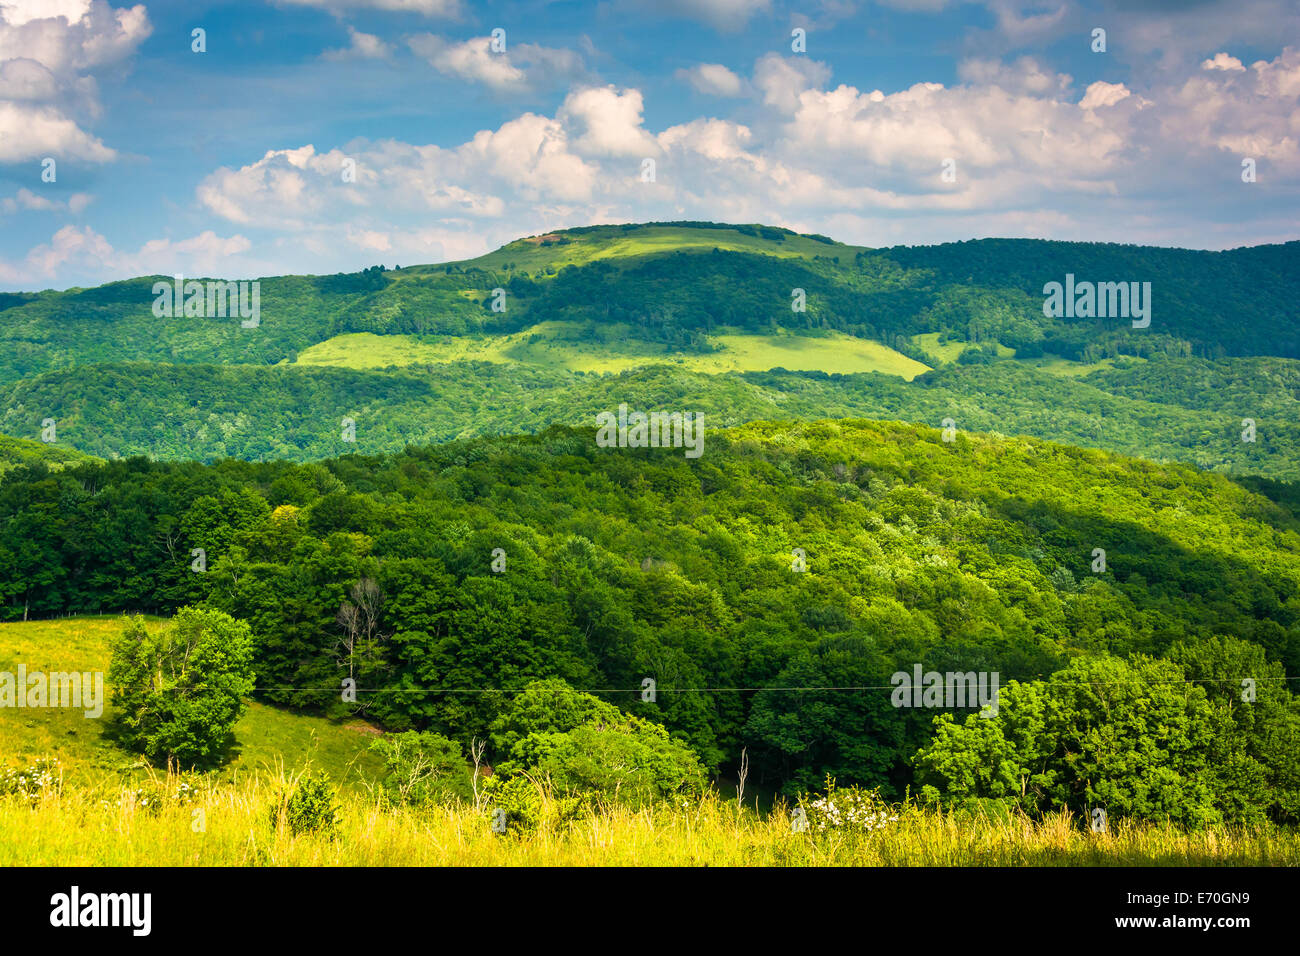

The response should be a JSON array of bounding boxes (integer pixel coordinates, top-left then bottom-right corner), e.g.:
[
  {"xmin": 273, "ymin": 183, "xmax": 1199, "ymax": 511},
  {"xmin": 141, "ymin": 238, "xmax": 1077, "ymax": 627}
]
[{"xmin": 1, "ymin": 420, "xmax": 1297, "ymax": 824}]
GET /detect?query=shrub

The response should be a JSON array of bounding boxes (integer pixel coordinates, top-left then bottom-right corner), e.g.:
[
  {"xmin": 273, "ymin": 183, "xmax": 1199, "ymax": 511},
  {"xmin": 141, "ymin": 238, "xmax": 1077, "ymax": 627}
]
[
  {"xmin": 369, "ymin": 731, "xmax": 472, "ymax": 807},
  {"xmin": 480, "ymin": 775, "xmax": 590, "ymax": 838},
  {"xmin": 270, "ymin": 770, "xmax": 340, "ymax": 838},
  {"xmin": 802, "ymin": 776, "xmax": 899, "ymax": 834},
  {"xmin": 0, "ymin": 757, "xmax": 62, "ymax": 804},
  {"xmin": 489, "ymin": 679, "xmax": 707, "ymax": 806}
]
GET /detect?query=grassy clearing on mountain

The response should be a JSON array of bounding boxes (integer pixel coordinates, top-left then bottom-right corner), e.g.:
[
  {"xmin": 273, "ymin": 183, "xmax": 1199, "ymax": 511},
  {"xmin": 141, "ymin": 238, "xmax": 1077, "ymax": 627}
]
[{"xmin": 293, "ymin": 325, "xmax": 929, "ymax": 378}]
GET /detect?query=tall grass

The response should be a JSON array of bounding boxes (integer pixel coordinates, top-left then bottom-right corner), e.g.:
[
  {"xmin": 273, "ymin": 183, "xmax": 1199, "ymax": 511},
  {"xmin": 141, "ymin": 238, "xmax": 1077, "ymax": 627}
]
[{"xmin": 2, "ymin": 769, "xmax": 1295, "ymax": 867}]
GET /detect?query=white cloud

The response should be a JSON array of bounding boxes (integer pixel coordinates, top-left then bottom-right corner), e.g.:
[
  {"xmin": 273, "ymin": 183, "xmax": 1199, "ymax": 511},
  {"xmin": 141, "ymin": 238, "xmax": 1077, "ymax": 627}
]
[
  {"xmin": 0, "ymin": 187, "xmax": 92, "ymax": 214},
  {"xmin": 1159, "ymin": 47, "xmax": 1300, "ymax": 166},
  {"xmin": 676, "ymin": 63, "xmax": 747, "ymax": 97},
  {"xmin": 982, "ymin": 0, "xmax": 1067, "ymax": 43},
  {"xmin": 0, "ymin": 101, "xmax": 115, "ymax": 160},
  {"xmin": 0, "ymin": 0, "xmax": 149, "ymax": 73},
  {"xmin": 1078, "ymin": 80, "xmax": 1130, "ymax": 110},
  {"xmin": 323, "ymin": 26, "xmax": 391, "ymax": 60},
  {"xmin": 1202, "ymin": 52, "xmax": 1246, "ymax": 72},
  {"xmin": 0, "ymin": 0, "xmax": 149, "ymax": 162},
  {"xmin": 559, "ymin": 86, "xmax": 659, "ymax": 157},
  {"xmin": 957, "ymin": 56, "xmax": 1071, "ymax": 96},
  {"xmin": 0, "ymin": 225, "xmax": 259, "ymax": 286},
  {"xmin": 752, "ymin": 53, "xmax": 833, "ymax": 113},
  {"xmin": 15, "ymin": 41, "xmax": 1291, "ymax": 288},
  {"xmin": 406, "ymin": 34, "xmax": 585, "ymax": 92},
  {"xmin": 1, "ymin": 0, "xmax": 95, "ymax": 27},
  {"xmin": 193, "ymin": 45, "xmax": 1300, "ymax": 257},
  {"xmin": 408, "ymin": 34, "xmax": 526, "ymax": 90}
]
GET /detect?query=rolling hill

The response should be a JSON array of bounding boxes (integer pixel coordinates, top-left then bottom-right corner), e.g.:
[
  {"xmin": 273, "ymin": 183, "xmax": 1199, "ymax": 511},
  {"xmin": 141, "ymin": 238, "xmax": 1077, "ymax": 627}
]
[
  {"xmin": 0, "ymin": 222, "xmax": 1295, "ymax": 481},
  {"xmin": 1, "ymin": 418, "xmax": 1296, "ymax": 820}
]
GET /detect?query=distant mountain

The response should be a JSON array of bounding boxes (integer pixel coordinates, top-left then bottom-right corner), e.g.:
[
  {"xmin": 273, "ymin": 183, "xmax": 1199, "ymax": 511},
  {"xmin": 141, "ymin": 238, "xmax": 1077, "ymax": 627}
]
[{"xmin": 0, "ymin": 222, "xmax": 1295, "ymax": 478}]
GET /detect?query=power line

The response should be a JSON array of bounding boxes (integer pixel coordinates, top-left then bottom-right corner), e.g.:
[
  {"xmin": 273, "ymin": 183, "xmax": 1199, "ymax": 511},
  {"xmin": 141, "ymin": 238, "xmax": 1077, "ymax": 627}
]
[{"xmin": 249, "ymin": 675, "xmax": 1297, "ymax": 694}]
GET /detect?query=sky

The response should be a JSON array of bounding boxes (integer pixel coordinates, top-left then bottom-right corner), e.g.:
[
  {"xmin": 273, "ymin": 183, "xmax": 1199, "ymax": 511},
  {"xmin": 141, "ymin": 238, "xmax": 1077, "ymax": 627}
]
[{"xmin": 0, "ymin": 0, "xmax": 1297, "ymax": 290}]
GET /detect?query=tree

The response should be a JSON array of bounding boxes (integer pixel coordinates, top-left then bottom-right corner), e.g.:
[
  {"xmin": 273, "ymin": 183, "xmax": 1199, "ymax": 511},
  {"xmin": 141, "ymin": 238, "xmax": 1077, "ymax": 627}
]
[
  {"xmin": 108, "ymin": 607, "xmax": 255, "ymax": 768},
  {"xmin": 489, "ymin": 679, "xmax": 706, "ymax": 806},
  {"xmin": 336, "ymin": 576, "xmax": 388, "ymax": 684},
  {"xmin": 915, "ymin": 655, "xmax": 1224, "ymax": 827}
]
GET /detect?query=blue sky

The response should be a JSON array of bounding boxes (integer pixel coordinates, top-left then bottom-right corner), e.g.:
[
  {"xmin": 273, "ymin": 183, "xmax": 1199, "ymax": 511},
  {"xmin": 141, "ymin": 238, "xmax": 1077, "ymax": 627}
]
[{"xmin": 1, "ymin": 0, "xmax": 1297, "ymax": 289}]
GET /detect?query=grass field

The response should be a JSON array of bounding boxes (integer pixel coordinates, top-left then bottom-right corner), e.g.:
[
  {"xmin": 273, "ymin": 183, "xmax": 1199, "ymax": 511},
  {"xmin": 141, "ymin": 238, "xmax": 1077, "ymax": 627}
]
[
  {"xmin": 0, "ymin": 617, "xmax": 381, "ymax": 789},
  {"xmin": 911, "ymin": 332, "xmax": 1017, "ymax": 364},
  {"xmin": 2, "ymin": 778, "xmax": 1294, "ymax": 866},
  {"xmin": 3, "ymin": 616, "xmax": 1295, "ymax": 866},
  {"xmin": 295, "ymin": 325, "xmax": 930, "ymax": 379}
]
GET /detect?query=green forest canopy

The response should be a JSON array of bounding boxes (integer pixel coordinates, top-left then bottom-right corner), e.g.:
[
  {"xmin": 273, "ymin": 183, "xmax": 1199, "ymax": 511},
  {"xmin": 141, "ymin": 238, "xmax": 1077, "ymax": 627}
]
[{"xmin": 1, "ymin": 418, "xmax": 1296, "ymax": 824}]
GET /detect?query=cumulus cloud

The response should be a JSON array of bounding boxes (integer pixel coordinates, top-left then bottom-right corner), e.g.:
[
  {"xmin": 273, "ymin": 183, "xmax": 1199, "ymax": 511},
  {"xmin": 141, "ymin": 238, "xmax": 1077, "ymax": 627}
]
[
  {"xmin": 559, "ymin": 86, "xmax": 660, "ymax": 157},
  {"xmin": 191, "ymin": 44, "xmax": 1300, "ymax": 249},
  {"xmin": 1202, "ymin": 52, "xmax": 1247, "ymax": 72},
  {"xmin": 752, "ymin": 52, "xmax": 833, "ymax": 112},
  {"xmin": 12, "ymin": 42, "xmax": 1282, "ymax": 287},
  {"xmin": 1159, "ymin": 46, "xmax": 1300, "ymax": 165},
  {"xmin": 0, "ymin": 0, "xmax": 149, "ymax": 162},
  {"xmin": 0, "ymin": 225, "xmax": 260, "ymax": 286},
  {"xmin": 957, "ymin": 56, "xmax": 1071, "ymax": 97},
  {"xmin": 1078, "ymin": 80, "xmax": 1130, "ymax": 110},
  {"xmin": 0, "ymin": 101, "xmax": 115, "ymax": 161}
]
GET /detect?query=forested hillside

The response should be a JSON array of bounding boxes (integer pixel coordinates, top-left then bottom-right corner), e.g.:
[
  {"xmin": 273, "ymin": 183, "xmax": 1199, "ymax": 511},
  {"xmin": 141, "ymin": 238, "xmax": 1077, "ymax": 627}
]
[
  {"xmin": 0, "ymin": 432, "xmax": 95, "ymax": 475},
  {"xmin": 2, "ymin": 223, "xmax": 1295, "ymax": 482},
  {"xmin": 2, "ymin": 419, "xmax": 1296, "ymax": 824},
  {"xmin": 2, "ymin": 358, "xmax": 1294, "ymax": 478}
]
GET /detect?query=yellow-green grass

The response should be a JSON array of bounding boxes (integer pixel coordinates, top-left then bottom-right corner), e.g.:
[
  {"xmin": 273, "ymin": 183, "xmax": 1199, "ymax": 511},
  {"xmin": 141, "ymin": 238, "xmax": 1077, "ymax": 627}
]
[
  {"xmin": 295, "ymin": 325, "xmax": 929, "ymax": 379},
  {"xmin": 395, "ymin": 225, "xmax": 865, "ymax": 279},
  {"xmin": 2, "ymin": 781, "xmax": 1294, "ymax": 866},
  {"xmin": 912, "ymin": 332, "xmax": 1016, "ymax": 364},
  {"xmin": 0, "ymin": 617, "xmax": 381, "ymax": 789},
  {"xmin": 700, "ymin": 333, "xmax": 928, "ymax": 378}
]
